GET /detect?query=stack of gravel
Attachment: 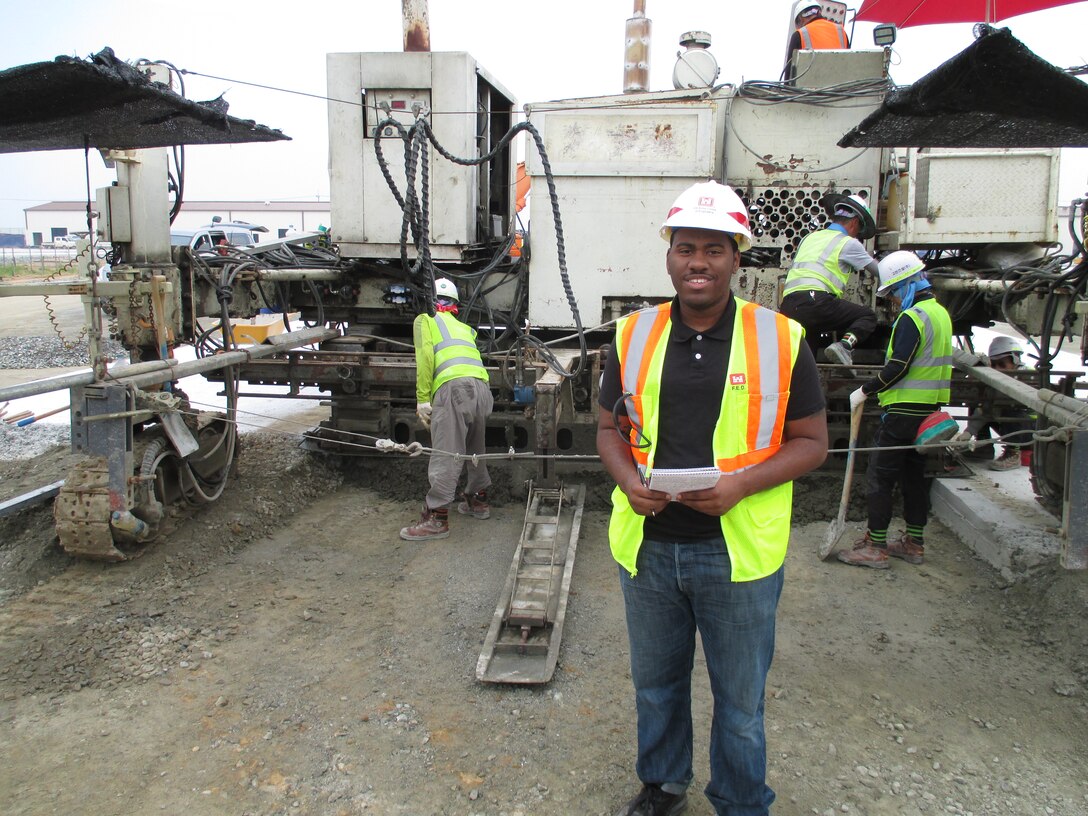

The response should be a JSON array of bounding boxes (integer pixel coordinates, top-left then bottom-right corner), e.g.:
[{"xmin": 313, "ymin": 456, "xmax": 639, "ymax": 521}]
[
  {"xmin": 1, "ymin": 335, "xmax": 123, "ymax": 460},
  {"xmin": 0, "ymin": 335, "xmax": 124, "ymax": 370}
]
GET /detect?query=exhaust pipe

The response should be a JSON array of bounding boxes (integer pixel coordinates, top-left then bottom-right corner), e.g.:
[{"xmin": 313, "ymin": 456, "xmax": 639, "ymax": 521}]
[
  {"xmin": 623, "ymin": 0, "xmax": 651, "ymax": 93},
  {"xmin": 403, "ymin": 0, "xmax": 431, "ymax": 52}
]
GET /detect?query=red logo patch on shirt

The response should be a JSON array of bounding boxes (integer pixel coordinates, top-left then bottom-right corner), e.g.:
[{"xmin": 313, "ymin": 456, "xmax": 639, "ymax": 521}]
[{"xmin": 730, "ymin": 373, "xmax": 747, "ymax": 386}]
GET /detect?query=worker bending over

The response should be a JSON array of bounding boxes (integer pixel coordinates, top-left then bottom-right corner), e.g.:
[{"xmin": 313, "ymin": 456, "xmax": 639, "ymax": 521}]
[
  {"xmin": 838, "ymin": 251, "xmax": 953, "ymax": 569},
  {"xmin": 400, "ymin": 278, "xmax": 494, "ymax": 541},
  {"xmin": 953, "ymin": 335, "xmax": 1033, "ymax": 471},
  {"xmin": 780, "ymin": 192, "xmax": 879, "ymax": 370}
]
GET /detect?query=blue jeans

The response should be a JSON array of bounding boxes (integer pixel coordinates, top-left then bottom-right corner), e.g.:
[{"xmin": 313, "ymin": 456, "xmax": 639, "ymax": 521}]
[{"xmin": 619, "ymin": 537, "xmax": 783, "ymax": 816}]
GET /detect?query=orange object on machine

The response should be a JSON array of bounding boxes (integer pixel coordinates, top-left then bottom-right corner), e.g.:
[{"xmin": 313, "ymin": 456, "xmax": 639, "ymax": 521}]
[{"xmin": 515, "ymin": 162, "xmax": 530, "ymax": 213}]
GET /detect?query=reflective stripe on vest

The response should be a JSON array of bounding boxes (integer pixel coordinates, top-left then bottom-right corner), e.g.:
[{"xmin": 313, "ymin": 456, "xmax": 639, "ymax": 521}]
[
  {"xmin": 609, "ymin": 299, "xmax": 804, "ymax": 582},
  {"xmin": 879, "ymin": 298, "xmax": 953, "ymax": 407},
  {"xmin": 799, "ymin": 19, "xmax": 849, "ymax": 50},
  {"xmin": 783, "ymin": 230, "xmax": 851, "ymax": 297},
  {"xmin": 427, "ymin": 312, "xmax": 487, "ymax": 393},
  {"xmin": 616, "ymin": 303, "xmax": 673, "ymax": 471}
]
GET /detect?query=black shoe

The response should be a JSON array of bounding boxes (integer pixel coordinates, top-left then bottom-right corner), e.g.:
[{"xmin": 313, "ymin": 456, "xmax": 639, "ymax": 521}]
[{"xmin": 615, "ymin": 784, "xmax": 688, "ymax": 816}]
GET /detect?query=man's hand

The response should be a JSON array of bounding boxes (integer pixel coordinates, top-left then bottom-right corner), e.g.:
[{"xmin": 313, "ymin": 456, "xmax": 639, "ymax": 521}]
[
  {"xmin": 849, "ymin": 387, "xmax": 867, "ymax": 411},
  {"xmin": 416, "ymin": 402, "xmax": 432, "ymax": 428},
  {"xmin": 620, "ymin": 476, "xmax": 671, "ymax": 519},
  {"xmin": 676, "ymin": 473, "xmax": 745, "ymax": 517},
  {"xmin": 951, "ymin": 430, "xmax": 975, "ymax": 450}
]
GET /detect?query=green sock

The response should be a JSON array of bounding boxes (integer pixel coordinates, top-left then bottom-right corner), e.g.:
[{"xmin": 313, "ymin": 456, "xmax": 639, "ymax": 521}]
[
  {"xmin": 869, "ymin": 528, "xmax": 887, "ymax": 547},
  {"xmin": 906, "ymin": 524, "xmax": 924, "ymax": 545}
]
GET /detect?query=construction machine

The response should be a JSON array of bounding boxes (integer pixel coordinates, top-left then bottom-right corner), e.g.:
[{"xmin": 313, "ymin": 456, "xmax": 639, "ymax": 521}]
[{"xmin": 2, "ymin": 4, "xmax": 1087, "ymax": 645}]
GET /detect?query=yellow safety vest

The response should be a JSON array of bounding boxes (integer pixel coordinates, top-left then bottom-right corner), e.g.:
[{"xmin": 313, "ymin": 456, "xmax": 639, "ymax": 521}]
[
  {"xmin": 879, "ymin": 297, "xmax": 953, "ymax": 407},
  {"xmin": 426, "ymin": 312, "xmax": 487, "ymax": 393},
  {"xmin": 609, "ymin": 299, "xmax": 804, "ymax": 582},
  {"xmin": 783, "ymin": 229, "xmax": 852, "ymax": 297}
]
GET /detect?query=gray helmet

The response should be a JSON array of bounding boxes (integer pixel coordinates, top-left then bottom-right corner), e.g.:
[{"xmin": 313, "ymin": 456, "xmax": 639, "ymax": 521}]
[{"xmin": 988, "ymin": 335, "xmax": 1023, "ymax": 361}]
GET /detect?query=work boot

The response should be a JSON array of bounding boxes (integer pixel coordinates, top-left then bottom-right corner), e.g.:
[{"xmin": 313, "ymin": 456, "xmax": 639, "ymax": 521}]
[
  {"xmin": 614, "ymin": 784, "xmax": 688, "ymax": 816},
  {"xmin": 399, "ymin": 506, "xmax": 450, "ymax": 541},
  {"xmin": 457, "ymin": 490, "xmax": 490, "ymax": 519},
  {"xmin": 988, "ymin": 448, "xmax": 1022, "ymax": 471},
  {"xmin": 823, "ymin": 340, "xmax": 855, "ymax": 377},
  {"xmin": 887, "ymin": 532, "xmax": 925, "ymax": 565},
  {"xmin": 836, "ymin": 531, "xmax": 890, "ymax": 569}
]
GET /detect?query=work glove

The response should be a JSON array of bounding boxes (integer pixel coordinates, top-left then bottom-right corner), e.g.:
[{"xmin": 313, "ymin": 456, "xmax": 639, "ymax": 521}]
[
  {"xmin": 849, "ymin": 387, "xmax": 867, "ymax": 412},
  {"xmin": 416, "ymin": 402, "xmax": 432, "ymax": 429},
  {"xmin": 951, "ymin": 430, "xmax": 975, "ymax": 450}
]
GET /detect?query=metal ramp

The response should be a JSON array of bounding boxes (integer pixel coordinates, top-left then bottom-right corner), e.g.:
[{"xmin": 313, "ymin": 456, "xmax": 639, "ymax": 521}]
[{"xmin": 476, "ymin": 482, "xmax": 585, "ymax": 684}]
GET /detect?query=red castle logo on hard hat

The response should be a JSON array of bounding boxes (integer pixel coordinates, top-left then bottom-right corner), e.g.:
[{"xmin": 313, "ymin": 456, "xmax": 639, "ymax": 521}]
[{"xmin": 698, "ymin": 196, "xmax": 715, "ymax": 206}]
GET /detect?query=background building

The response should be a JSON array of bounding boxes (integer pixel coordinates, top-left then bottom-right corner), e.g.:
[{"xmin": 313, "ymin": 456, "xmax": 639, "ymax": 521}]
[{"xmin": 23, "ymin": 200, "xmax": 331, "ymax": 246}]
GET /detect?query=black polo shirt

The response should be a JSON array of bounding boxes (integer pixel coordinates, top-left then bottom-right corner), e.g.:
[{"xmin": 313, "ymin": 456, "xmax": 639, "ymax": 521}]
[{"xmin": 599, "ymin": 296, "xmax": 825, "ymax": 540}]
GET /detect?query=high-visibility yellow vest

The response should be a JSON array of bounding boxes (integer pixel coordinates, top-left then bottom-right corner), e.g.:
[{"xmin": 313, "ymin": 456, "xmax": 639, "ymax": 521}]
[
  {"xmin": 878, "ymin": 297, "xmax": 953, "ymax": 407},
  {"xmin": 609, "ymin": 299, "xmax": 804, "ymax": 582},
  {"xmin": 799, "ymin": 19, "xmax": 849, "ymax": 50},
  {"xmin": 783, "ymin": 229, "xmax": 852, "ymax": 297},
  {"xmin": 426, "ymin": 312, "xmax": 487, "ymax": 393}
]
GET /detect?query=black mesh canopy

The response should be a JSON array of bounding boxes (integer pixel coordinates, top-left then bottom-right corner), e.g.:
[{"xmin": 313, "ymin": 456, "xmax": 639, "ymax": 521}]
[
  {"xmin": 0, "ymin": 47, "xmax": 288, "ymax": 154},
  {"xmin": 839, "ymin": 28, "xmax": 1088, "ymax": 148}
]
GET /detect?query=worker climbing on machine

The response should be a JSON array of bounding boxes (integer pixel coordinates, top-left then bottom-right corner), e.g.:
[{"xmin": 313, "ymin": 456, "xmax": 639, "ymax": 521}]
[
  {"xmin": 952, "ymin": 335, "xmax": 1034, "ymax": 471},
  {"xmin": 779, "ymin": 192, "xmax": 879, "ymax": 373},
  {"xmin": 399, "ymin": 278, "xmax": 494, "ymax": 541},
  {"xmin": 597, "ymin": 180, "xmax": 828, "ymax": 815},
  {"xmin": 838, "ymin": 250, "xmax": 953, "ymax": 569},
  {"xmin": 784, "ymin": 4, "xmax": 850, "ymax": 82}
]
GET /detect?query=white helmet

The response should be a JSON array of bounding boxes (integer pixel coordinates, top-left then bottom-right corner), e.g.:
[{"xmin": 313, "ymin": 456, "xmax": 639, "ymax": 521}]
[
  {"xmin": 660, "ymin": 181, "xmax": 753, "ymax": 252},
  {"xmin": 876, "ymin": 250, "xmax": 925, "ymax": 295},
  {"xmin": 434, "ymin": 278, "xmax": 459, "ymax": 302},
  {"xmin": 988, "ymin": 335, "xmax": 1023, "ymax": 361}
]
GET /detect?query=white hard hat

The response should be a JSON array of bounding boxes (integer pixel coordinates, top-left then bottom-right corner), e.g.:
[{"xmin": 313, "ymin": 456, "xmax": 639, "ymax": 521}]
[
  {"xmin": 660, "ymin": 180, "xmax": 753, "ymax": 252},
  {"xmin": 876, "ymin": 250, "xmax": 925, "ymax": 295},
  {"xmin": 434, "ymin": 278, "xmax": 458, "ymax": 302},
  {"xmin": 822, "ymin": 192, "xmax": 876, "ymax": 240},
  {"xmin": 988, "ymin": 335, "xmax": 1023, "ymax": 360}
]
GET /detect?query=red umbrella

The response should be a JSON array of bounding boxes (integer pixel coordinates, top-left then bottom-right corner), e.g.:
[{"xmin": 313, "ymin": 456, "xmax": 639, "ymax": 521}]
[{"xmin": 854, "ymin": 0, "xmax": 1085, "ymax": 27}]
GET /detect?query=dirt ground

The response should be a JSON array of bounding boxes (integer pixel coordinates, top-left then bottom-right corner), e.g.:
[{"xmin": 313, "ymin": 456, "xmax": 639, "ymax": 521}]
[{"xmin": 1, "ymin": 430, "xmax": 1086, "ymax": 816}]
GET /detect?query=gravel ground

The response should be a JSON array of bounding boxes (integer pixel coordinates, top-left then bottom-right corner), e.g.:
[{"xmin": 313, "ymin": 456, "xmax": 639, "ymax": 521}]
[
  {"xmin": 1, "ymin": 336, "xmax": 1087, "ymax": 815},
  {"xmin": 0, "ymin": 335, "xmax": 125, "ymax": 371}
]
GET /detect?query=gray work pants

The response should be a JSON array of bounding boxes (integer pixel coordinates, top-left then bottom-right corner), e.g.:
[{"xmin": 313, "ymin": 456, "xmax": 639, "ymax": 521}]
[{"xmin": 426, "ymin": 376, "xmax": 494, "ymax": 510}]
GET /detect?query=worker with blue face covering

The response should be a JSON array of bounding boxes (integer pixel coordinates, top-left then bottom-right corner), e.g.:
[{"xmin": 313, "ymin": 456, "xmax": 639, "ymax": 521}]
[{"xmin": 838, "ymin": 251, "xmax": 953, "ymax": 569}]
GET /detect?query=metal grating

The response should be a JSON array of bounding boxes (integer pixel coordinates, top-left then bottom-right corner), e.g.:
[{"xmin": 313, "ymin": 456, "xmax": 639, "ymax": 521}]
[{"xmin": 737, "ymin": 186, "xmax": 872, "ymax": 265}]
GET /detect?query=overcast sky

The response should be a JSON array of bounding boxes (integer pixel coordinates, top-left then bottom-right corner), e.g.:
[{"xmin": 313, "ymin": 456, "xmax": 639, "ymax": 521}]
[{"xmin": 2, "ymin": 0, "xmax": 1086, "ymax": 230}]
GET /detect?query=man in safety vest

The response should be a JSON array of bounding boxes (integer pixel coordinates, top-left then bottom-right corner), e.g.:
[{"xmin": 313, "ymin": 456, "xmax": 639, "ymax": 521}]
[
  {"xmin": 399, "ymin": 278, "xmax": 494, "ymax": 541},
  {"xmin": 597, "ymin": 180, "xmax": 828, "ymax": 816},
  {"xmin": 780, "ymin": 192, "xmax": 880, "ymax": 374},
  {"xmin": 784, "ymin": 4, "xmax": 850, "ymax": 81},
  {"xmin": 952, "ymin": 335, "xmax": 1033, "ymax": 471},
  {"xmin": 838, "ymin": 251, "xmax": 953, "ymax": 569}
]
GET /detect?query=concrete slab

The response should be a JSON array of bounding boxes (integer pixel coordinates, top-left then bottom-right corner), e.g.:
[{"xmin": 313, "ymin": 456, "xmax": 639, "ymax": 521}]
[{"xmin": 932, "ymin": 461, "xmax": 1063, "ymax": 581}]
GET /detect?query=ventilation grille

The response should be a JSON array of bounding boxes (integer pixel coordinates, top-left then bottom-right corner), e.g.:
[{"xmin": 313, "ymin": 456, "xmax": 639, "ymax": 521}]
[{"xmin": 737, "ymin": 186, "xmax": 872, "ymax": 266}]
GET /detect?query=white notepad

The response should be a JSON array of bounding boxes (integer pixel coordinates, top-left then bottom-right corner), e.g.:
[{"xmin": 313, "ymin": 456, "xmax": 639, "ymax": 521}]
[{"xmin": 646, "ymin": 467, "xmax": 721, "ymax": 497}]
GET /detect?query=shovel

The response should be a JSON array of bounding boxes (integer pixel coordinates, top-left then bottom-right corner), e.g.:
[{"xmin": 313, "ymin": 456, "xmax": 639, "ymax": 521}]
[{"xmin": 818, "ymin": 401, "xmax": 864, "ymax": 560}]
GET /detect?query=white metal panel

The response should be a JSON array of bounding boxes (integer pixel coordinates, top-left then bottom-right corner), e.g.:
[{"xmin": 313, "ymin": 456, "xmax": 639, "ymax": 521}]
[
  {"xmin": 529, "ymin": 107, "xmax": 716, "ymax": 176},
  {"xmin": 430, "ymin": 53, "xmax": 478, "ymax": 247},
  {"xmin": 527, "ymin": 176, "xmax": 694, "ymax": 329},
  {"xmin": 901, "ymin": 148, "xmax": 1059, "ymax": 244}
]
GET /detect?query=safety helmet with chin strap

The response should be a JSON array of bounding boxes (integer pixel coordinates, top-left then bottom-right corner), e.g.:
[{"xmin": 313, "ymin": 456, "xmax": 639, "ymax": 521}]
[
  {"xmin": 434, "ymin": 278, "xmax": 459, "ymax": 303},
  {"xmin": 822, "ymin": 192, "xmax": 876, "ymax": 240},
  {"xmin": 660, "ymin": 180, "xmax": 753, "ymax": 252}
]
